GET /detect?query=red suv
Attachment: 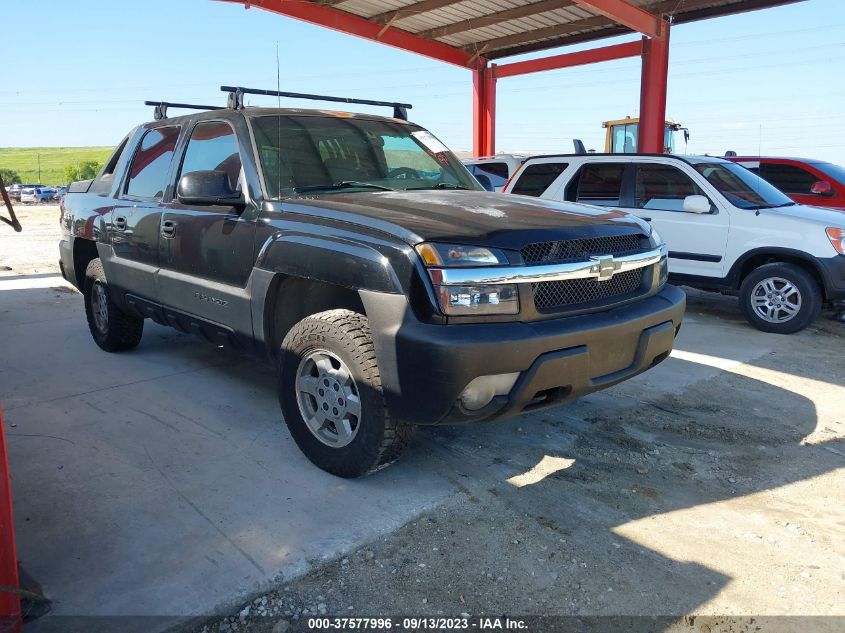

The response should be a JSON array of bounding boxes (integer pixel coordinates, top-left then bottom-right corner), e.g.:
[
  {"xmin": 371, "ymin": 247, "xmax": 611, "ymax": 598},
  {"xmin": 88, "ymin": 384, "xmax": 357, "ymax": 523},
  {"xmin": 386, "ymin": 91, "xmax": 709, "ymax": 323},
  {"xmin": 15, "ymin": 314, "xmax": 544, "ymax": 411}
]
[{"xmin": 726, "ymin": 156, "xmax": 845, "ymax": 210}]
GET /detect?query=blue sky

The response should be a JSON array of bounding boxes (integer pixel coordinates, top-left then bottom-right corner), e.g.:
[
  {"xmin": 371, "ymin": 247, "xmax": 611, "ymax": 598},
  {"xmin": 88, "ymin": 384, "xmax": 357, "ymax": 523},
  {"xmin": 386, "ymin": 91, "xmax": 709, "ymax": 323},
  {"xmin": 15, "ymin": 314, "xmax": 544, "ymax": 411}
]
[{"xmin": 3, "ymin": 0, "xmax": 843, "ymax": 162}]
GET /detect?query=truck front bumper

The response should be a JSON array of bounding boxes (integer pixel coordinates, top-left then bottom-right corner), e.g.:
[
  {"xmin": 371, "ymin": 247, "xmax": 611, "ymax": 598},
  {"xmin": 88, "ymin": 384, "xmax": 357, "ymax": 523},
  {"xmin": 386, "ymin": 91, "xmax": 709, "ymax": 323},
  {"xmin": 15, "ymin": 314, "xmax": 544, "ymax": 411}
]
[{"xmin": 362, "ymin": 284, "xmax": 686, "ymax": 425}]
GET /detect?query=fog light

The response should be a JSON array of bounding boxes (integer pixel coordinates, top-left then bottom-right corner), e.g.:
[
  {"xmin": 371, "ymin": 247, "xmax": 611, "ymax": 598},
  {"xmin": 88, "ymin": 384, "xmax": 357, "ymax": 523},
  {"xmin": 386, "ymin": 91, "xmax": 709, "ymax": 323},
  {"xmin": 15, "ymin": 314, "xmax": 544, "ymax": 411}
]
[{"xmin": 459, "ymin": 372, "xmax": 520, "ymax": 411}]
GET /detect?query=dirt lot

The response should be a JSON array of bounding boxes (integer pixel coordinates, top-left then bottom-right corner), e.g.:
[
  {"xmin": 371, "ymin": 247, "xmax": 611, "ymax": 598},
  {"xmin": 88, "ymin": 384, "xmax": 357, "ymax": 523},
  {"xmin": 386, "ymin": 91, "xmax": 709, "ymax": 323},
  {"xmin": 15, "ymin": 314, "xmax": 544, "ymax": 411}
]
[{"xmin": 2, "ymin": 206, "xmax": 843, "ymax": 633}]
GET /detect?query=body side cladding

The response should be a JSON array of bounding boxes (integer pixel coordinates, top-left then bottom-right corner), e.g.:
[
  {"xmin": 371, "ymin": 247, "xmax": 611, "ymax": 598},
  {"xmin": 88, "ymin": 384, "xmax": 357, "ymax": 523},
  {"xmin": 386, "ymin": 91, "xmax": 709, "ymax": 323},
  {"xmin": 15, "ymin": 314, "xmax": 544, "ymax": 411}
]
[{"xmin": 669, "ymin": 251, "xmax": 723, "ymax": 263}]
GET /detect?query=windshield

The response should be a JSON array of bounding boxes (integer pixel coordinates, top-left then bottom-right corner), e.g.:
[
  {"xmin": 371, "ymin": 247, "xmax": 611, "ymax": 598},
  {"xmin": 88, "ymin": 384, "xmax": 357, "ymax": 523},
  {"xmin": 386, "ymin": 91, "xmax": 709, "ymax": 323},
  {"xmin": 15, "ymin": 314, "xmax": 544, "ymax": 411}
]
[
  {"xmin": 251, "ymin": 115, "xmax": 480, "ymax": 197},
  {"xmin": 693, "ymin": 161, "xmax": 794, "ymax": 209},
  {"xmin": 813, "ymin": 162, "xmax": 845, "ymax": 184}
]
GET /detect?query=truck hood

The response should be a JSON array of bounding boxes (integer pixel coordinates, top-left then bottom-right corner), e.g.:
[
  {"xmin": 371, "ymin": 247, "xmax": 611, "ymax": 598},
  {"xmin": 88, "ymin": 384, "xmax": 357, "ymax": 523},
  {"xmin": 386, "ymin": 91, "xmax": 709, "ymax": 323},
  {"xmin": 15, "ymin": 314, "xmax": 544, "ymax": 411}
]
[{"xmin": 279, "ymin": 190, "xmax": 650, "ymax": 248}]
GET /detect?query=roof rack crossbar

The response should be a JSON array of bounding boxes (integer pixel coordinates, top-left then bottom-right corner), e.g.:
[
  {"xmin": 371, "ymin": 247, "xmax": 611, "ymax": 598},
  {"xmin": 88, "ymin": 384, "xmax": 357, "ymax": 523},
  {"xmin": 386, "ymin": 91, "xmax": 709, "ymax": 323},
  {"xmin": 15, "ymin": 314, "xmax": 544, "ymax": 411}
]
[
  {"xmin": 220, "ymin": 86, "xmax": 413, "ymax": 121},
  {"xmin": 144, "ymin": 101, "xmax": 224, "ymax": 121}
]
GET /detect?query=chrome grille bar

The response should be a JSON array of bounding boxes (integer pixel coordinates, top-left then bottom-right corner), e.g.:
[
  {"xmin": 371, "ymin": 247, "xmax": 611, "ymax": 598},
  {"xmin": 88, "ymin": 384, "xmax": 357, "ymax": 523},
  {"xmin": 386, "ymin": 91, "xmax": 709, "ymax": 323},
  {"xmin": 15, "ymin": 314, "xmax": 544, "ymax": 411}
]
[{"xmin": 432, "ymin": 246, "xmax": 665, "ymax": 286}]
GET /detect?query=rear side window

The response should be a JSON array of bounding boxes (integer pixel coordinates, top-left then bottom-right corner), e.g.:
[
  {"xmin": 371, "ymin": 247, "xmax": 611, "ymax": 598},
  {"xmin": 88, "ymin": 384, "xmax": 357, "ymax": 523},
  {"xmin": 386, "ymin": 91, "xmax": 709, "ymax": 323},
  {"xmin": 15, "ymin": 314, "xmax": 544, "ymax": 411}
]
[
  {"xmin": 473, "ymin": 162, "xmax": 509, "ymax": 190},
  {"xmin": 179, "ymin": 121, "xmax": 242, "ymax": 192},
  {"xmin": 567, "ymin": 163, "xmax": 625, "ymax": 206},
  {"xmin": 125, "ymin": 126, "xmax": 180, "ymax": 200},
  {"xmin": 511, "ymin": 162, "xmax": 567, "ymax": 197},
  {"xmin": 760, "ymin": 163, "xmax": 818, "ymax": 195}
]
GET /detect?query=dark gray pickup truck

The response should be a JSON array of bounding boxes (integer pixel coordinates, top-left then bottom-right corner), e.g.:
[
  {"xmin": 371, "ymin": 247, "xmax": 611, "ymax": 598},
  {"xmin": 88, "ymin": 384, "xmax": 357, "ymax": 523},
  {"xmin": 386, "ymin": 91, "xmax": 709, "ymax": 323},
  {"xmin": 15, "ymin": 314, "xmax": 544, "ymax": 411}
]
[{"xmin": 59, "ymin": 92, "xmax": 685, "ymax": 477}]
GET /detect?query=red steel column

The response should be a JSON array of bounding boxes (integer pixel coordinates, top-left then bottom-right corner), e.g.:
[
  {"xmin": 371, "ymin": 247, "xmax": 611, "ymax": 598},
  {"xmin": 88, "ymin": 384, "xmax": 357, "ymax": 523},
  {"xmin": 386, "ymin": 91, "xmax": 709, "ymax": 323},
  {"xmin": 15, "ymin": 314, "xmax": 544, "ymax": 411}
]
[
  {"xmin": 638, "ymin": 24, "xmax": 670, "ymax": 153},
  {"xmin": 472, "ymin": 65, "xmax": 496, "ymax": 157},
  {"xmin": 0, "ymin": 406, "xmax": 21, "ymax": 631}
]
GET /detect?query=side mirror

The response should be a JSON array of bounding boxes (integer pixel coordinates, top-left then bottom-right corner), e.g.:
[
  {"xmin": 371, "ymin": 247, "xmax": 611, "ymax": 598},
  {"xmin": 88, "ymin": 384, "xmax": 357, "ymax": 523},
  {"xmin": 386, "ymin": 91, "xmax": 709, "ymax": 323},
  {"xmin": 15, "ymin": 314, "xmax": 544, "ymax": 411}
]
[
  {"xmin": 177, "ymin": 170, "xmax": 244, "ymax": 208},
  {"xmin": 810, "ymin": 180, "xmax": 834, "ymax": 196},
  {"xmin": 683, "ymin": 194, "xmax": 711, "ymax": 214}
]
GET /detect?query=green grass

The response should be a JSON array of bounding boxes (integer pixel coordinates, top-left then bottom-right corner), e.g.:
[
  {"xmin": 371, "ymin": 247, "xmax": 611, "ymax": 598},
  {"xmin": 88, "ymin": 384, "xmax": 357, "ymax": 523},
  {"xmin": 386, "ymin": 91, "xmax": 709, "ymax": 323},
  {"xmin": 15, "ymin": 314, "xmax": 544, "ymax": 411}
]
[{"xmin": 0, "ymin": 146, "xmax": 115, "ymax": 185}]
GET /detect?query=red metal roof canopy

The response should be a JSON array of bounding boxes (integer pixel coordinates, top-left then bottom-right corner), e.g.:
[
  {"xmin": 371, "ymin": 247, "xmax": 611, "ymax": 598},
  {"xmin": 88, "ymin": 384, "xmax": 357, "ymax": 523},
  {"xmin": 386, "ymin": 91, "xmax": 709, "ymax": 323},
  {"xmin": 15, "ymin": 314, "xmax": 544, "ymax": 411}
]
[{"xmin": 214, "ymin": 0, "xmax": 804, "ymax": 155}]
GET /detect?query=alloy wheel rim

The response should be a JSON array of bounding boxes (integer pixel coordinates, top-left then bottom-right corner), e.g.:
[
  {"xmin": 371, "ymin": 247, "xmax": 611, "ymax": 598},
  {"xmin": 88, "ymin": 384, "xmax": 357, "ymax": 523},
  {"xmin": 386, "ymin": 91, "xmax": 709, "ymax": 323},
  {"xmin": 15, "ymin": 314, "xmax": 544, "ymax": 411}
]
[
  {"xmin": 91, "ymin": 282, "xmax": 109, "ymax": 333},
  {"xmin": 295, "ymin": 349, "xmax": 362, "ymax": 448},
  {"xmin": 750, "ymin": 276, "xmax": 802, "ymax": 323}
]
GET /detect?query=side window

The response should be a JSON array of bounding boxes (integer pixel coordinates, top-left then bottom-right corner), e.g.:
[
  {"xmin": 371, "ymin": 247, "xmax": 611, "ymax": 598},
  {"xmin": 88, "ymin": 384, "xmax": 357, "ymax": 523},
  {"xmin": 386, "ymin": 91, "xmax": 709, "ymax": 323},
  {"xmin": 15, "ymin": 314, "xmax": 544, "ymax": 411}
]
[
  {"xmin": 760, "ymin": 163, "xmax": 818, "ymax": 195},
  {"xmin": 125, "ymin": 126, "xmax": 180, "ymax": 200},
  {"xmin": 511, "ymin": 162, "xmax": 567, "ymax": 197},
  {"xmin": 567, "ymin": 163, "xmax": 625, "ymax": 206},
  {"xmin": 179, "ymin": 121, "xmax": 242, "ymax": 192},
  {"xmin": 634, "ymin": 164, "xmax": 711, "ymax": 212},
  {"xmin": 474, "ymin": 162, "xmax": 509, "ymax": 190}
]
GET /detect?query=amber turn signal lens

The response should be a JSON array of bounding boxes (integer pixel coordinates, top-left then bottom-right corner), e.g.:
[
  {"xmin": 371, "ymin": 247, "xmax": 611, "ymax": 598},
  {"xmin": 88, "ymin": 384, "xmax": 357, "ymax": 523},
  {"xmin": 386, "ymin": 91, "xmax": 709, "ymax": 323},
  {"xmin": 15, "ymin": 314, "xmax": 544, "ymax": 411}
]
[{"xmin": 826, "ymin": 227, "xmax": 845, "ymax": 255}]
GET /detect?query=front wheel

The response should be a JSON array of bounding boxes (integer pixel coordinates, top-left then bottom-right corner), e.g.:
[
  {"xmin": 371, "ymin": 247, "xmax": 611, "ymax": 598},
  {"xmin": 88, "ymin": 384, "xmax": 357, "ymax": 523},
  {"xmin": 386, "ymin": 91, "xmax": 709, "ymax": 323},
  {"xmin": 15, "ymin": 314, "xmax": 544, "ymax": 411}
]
[
  {"xmin": 83, "ymin": 258, "xmax": 144, "ymax": 351},
  {"xmin": 739, "ymin": 263, "xmax": 821, "ymax": 334},
  {"xmin": 278, "ymin": 309, "xmax": 414, "ymax": 477}
]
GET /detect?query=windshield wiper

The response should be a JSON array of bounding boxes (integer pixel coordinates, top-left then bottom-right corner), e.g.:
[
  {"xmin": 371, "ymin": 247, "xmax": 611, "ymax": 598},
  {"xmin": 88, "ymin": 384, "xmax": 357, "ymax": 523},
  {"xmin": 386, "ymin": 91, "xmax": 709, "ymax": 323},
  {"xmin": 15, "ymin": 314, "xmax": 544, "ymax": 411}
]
[
  {"xmin": 407, "ymin": 182, "xmax": 471, "ymax": 190},
  {"xmin": 294, "ymin": 181, "xmax": 394, "ymax": 193}
]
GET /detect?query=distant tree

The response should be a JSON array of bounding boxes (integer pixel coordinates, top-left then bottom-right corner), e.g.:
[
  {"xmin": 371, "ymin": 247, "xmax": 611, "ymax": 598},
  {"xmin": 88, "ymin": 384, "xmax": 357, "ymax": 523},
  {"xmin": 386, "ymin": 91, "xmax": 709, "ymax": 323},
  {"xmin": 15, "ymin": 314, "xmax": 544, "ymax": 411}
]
[
  {"xmin": 64, "ymin": 161, "xmax": 102, "ymax": 183},
  {"xmin": 0, "ymin": 168, "xmax": 21, "ymax": 185},
  {"xmin": 63, "ymin": 165, "xmax": 79, "ymax": 183}
]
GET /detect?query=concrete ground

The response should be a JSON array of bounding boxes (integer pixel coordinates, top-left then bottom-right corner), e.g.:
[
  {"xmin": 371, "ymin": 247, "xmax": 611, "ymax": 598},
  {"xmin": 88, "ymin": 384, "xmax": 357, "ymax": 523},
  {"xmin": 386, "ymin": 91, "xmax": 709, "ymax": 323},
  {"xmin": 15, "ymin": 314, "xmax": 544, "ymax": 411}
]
[{"xmin": 1, "ymin": 206, "xmax": 843, "ymax": 633}]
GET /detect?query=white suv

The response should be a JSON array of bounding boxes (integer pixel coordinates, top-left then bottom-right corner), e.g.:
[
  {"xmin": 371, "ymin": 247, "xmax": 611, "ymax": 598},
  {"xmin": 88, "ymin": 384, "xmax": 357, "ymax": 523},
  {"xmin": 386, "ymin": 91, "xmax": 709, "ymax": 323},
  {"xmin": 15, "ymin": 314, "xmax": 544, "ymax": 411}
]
[{"xmin": 503, "ymin": 153, "xmax": 845, "ymax": 333}]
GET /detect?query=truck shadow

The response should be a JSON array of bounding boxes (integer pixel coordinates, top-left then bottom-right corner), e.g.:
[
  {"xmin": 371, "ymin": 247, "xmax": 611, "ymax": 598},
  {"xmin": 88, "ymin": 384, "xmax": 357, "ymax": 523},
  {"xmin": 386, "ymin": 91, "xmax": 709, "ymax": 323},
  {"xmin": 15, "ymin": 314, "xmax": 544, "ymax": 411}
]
[{"xmin": 417, "ymin": 345, "xmax": 843, "ymax": 621}]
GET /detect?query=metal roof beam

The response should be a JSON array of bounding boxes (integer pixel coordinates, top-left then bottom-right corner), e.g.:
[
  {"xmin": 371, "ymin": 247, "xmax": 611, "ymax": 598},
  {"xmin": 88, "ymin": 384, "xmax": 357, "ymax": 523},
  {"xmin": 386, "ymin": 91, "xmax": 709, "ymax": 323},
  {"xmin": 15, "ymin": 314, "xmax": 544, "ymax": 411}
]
[
  {"xmin": 214, "ymin": 0, "xmax": 485, "ymax": 68},
  {"xmin": 494, "ymin": 39, "xmax": 642, "ymax": 78},
  {"xmin": 416, "ymin": 0, "xmax": 573, "ymax": 40},
  {"xmin": 370, "ymin": 0, "xmax": 465, "ymax": 25},
  {"xmin": 572, "ymin": 0, "xmax": 665, "ymax": 38}
]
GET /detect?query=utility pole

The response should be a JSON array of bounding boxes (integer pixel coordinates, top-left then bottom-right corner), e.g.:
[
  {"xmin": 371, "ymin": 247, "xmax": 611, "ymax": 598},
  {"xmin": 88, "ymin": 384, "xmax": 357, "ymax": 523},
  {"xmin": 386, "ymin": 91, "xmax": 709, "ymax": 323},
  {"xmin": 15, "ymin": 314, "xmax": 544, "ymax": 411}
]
[{"xmin": 37, "ymin": 153, "xmax": 41, "ymax": 184}]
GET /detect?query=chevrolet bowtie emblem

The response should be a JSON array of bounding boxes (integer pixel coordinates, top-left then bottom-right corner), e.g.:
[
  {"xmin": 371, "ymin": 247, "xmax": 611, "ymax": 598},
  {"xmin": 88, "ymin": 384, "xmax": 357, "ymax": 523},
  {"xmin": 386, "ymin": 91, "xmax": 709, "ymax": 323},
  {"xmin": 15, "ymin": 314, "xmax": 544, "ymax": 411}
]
[{"xmin": 590, "ymin": 255, "xmax": 618, "ymax": 281}]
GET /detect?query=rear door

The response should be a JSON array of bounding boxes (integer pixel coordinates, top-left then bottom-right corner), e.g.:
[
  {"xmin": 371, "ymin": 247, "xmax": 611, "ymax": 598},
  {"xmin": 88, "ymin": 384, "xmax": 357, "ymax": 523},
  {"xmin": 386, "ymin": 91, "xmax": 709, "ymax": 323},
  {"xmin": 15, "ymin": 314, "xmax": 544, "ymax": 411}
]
[
  {"xmin": 106, "ymin": 125, "xmax": 181, "ymax": 300},
  {"xmin": 157, "ymin": 118, "xmax": 257, "ymax": 336}
]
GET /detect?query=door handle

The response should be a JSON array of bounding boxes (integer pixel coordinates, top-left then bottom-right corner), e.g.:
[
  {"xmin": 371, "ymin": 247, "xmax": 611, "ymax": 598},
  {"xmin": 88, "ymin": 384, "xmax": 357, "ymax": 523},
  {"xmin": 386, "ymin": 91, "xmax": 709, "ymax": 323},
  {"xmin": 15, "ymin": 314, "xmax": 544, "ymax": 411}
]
[
  {"xmin": 161, "ymin": 220, "xmax": 176, "ymax": 238},
  {"xmin": 114, "ymin": 216, "xmax": 127, "ymax": 231}
]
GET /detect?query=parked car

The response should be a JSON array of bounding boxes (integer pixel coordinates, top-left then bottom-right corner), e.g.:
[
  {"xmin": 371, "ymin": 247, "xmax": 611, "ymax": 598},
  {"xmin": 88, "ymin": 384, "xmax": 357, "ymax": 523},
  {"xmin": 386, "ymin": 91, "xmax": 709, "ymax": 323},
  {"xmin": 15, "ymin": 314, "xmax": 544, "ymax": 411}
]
[
  {"xmin": 20, "ymin": 187, "xmax": 53, "ymax": 203},
  {"xmin": 503, "ymin": 153, "xmax": 845, "ymax": 333},
  {"xmin": 60, "ymin": 95, "xmax": 684, "ymax": 477},
  {"xmin": 6, "ymin": 184, "xmax": 40, "ymax": 201},
  {"xmin": 462, "ymin": 154, "xmax": 527, "ymax": 191},
  {"xmin": 725, "ymin": 156, "xmax": 845, "ymax": 210},
  {"xmin": 52, "ymin": 186, "xmax": 68, "ymax": 201}
]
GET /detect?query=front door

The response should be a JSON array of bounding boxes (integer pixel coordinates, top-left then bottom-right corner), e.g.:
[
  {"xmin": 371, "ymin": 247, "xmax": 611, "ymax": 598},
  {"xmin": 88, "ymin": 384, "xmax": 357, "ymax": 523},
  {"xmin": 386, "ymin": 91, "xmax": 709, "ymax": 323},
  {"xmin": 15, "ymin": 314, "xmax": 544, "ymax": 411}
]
[
  {"xmin": 106, "ymin": 125, "xmax": 181, "ymax": 300},
  {"xmin": 624, "ymin": 162, "xmax": 730, "ymax": 277},
  {"xmin": 157, "ymin": 119, "xmax": 256, "ymax": 339}
]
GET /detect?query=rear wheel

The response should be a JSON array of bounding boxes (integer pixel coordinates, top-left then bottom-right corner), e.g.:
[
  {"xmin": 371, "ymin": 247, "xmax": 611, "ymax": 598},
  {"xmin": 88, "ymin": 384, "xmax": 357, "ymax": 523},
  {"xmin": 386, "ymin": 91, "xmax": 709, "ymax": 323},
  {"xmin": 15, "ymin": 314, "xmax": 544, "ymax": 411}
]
[
  {"xmin": 83, "ymin": 258, "xmax": 144, "ymax": 351},
  {"xmin": 278, "ymin": 309, "xmax": 414, "ymax": 477},
  {"xmin": 739, "ymin": 262, "xmax": 821, "ymax": 334}
]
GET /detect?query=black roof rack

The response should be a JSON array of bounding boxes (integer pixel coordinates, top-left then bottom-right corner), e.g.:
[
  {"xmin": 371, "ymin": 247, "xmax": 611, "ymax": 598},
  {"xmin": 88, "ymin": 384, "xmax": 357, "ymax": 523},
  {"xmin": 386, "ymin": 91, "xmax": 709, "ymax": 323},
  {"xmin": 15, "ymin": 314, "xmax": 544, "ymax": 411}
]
[
  {"xmin": 144, "ymin": 101, "xmax": 224, "ymax": 121},
  {"xmin": 220, "ymin": 86, "xmax": 413, "ymax": 121}
]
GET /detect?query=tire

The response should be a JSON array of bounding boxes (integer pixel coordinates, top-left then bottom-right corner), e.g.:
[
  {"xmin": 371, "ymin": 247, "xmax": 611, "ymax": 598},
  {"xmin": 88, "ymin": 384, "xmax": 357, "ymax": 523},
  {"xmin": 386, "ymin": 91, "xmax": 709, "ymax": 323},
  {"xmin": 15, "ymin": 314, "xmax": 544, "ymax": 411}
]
[
  {"xmin": 83, "ymin": 258, "xmax": 144, "ymax": 351},
  {"xmin": 278, "ymin": 309, "xmax": 415, "ymax": 478},
  {"xmin": 739, "ymin": 262, "xmax": 822, "ymax": 334}
]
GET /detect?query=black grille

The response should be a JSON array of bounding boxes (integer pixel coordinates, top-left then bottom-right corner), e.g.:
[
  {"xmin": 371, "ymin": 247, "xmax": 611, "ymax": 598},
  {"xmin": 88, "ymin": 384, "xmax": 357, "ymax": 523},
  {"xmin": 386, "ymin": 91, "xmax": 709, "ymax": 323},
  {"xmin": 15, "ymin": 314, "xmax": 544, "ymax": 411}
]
[
  {"xmin": 521, "ymin": 234, "xmax": 643, "ymax": 265},
  {"xmin": 532, "ymin": 268, "xmax": 645, "ymax": 312}
]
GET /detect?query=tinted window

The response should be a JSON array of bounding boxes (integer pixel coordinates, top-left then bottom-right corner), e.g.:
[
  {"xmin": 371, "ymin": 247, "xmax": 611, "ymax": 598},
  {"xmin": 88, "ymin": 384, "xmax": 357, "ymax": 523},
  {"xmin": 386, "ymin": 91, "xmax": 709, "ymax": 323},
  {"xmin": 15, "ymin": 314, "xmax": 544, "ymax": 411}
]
[
  {"xmin": 473, "ymin": 162, "xmax": 509, "ymax": 190},
  {"xmin": 634, "ymin": 164, "xmax": 710, "ymax": 212},
  {"xmin": 570, "ymin": 164, "xmax": 625, "ymax": 206},
  {"xmin": 126, "ymin": 126, "xmax": 180, "ymax": 200},
  {"xmin": 694, "ymin": 162, "xmax": 793, "ymax": 209},
  {"xmin": 180, "ymin": 121, "xmax": 242, "ymax": 191},
  {"xmin": 761, "ymin": 163, "xmax": 819, "ymax": 195},
  {"xmin": 512, "ymin": 162, "xmax": 567, "ymax": 197}
]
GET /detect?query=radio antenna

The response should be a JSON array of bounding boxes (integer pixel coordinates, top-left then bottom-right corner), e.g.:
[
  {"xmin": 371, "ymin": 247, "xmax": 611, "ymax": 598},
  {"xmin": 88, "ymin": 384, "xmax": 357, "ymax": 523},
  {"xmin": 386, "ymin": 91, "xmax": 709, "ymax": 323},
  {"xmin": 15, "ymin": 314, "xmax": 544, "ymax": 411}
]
[{"xmin": 276, "ymin": 41, "xmax": 282, "ymax": 198}]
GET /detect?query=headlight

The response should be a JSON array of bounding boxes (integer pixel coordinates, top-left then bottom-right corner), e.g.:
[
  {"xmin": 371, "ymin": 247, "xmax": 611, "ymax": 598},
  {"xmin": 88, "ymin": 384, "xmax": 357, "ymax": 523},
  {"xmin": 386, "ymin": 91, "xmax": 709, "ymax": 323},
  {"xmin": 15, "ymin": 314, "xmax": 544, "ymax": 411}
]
[
  {"xmin": 416, "ymin": 243, "xmax": 508, "ymax": 267},
  {"xmin": 826, "ymin": 227, "xmax": 845, "ymax": 255},
  {"xmin": 416, "ymin": 242, "xmax": 518, "ymax": 315},
  {"xmin": 435, "ymin": 284, "xmax": 519, "ymax": 316}
]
